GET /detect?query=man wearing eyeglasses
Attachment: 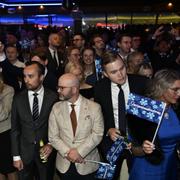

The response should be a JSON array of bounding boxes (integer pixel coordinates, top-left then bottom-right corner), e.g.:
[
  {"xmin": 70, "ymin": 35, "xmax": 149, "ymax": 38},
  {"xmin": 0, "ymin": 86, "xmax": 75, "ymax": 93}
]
[{"xmin": 48, "ymin": 73, "xmax": 104, "ymax": 180}]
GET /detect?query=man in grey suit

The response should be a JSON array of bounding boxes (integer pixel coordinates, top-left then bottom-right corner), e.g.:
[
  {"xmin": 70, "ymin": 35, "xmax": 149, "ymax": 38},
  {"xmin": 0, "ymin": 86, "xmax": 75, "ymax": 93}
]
[
  {"xmin": 48, "ymin": 73, "xmax": 104, "ymax": 180},
  {"xmin": 11, "ymin": 61, "xmax": 58, "ymax": 180}
]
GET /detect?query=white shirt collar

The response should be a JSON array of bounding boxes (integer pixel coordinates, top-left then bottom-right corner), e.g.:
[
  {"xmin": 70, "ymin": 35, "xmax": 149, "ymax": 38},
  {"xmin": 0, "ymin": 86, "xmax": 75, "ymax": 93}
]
[
  {"xmin": 111, "ymin": 76, "xmax": 129, "ymax": 90},
  {"xmin": 28, "ymin": 86, "xmax": 44, "ymax": 97},
  {"xmin": 49, "ymin": 47, "xmax": 57, "ymax": 54},
  {"xmin": 67, "ymin": 95, "xmax": 82, "ymax": 106}
]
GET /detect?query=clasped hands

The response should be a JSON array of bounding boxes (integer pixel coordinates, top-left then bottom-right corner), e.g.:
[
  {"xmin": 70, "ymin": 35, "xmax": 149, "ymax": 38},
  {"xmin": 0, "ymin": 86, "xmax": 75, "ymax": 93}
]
[{"xmin": 66, "ymin": 148, "xmax": 84, "ymax": 163}]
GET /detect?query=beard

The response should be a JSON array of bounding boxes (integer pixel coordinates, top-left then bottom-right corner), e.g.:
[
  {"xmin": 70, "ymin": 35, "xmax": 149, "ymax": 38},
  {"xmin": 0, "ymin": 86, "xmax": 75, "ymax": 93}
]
[{"xmin": 59, "ymin": 94, "xmax": 71, "ymax": 101}]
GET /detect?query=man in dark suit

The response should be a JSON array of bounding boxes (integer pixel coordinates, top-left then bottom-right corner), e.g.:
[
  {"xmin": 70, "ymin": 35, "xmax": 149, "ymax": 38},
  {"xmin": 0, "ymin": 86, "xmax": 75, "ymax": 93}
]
[
  {"xmin": 31, "ymin": 51, "xmax": 58, "ymax": 92},
  {"xmin": 11, "ymin": 61, "xmax": 58, "ymax": 180},
  {"xmin": 94, "ymin": 51, "xmax": 148, "ymax": 180},
  {"xmin": 46, "ymin": 33, "xmax": 64, "ymax": 77}
]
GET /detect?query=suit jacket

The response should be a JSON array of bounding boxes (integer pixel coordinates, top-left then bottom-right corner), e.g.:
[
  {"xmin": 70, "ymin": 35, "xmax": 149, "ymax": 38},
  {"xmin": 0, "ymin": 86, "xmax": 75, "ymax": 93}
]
[
  {"xmin": 46, "ymin": 49, "xmax": 64, "ymax": 78},
  {"xmin": 0, "ymin": 59, "xmax": 23, "ymax": 92},
  {"xmin": 94, "ymin": 75, "xmax": 148, "ymax": 155},
  {"xmin": 11, "ymin": 88, "xmax": 58, "ymax": 164},
  {"xmin": 0, "ymin": 84, "xmax": 14, "ymax": 133},
  {"xmin": 48, "ymin": 95, "xmax": 104, "ymax": 175},
  {"xmin": 43, "ymin": 71, "xmax": 58, "ymax": 92}
]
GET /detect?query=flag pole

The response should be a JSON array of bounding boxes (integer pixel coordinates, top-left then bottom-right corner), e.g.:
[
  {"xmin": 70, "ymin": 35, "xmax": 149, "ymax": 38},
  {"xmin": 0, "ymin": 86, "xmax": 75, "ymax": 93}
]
[{"xmin": 152, "ymin": 103, "xmax": 167, "ymax": 144}]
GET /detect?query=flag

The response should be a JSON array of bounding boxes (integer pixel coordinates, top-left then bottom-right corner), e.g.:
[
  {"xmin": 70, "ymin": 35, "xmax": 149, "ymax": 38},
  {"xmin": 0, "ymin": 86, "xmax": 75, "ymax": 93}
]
[
  {"xmin": 85, "ymin": 160, "xmax": 116, "ymax": 180},
  {"xmin": 95, "ymin": 162, "xmax": 116, "ymax": 180},
  {"xmin": 127, "ymin": 93, "xmax": 166, "ymax": 124},
  {"xmin": 106, "ymin": 137, "xmax": 127, "ymax": 165}
]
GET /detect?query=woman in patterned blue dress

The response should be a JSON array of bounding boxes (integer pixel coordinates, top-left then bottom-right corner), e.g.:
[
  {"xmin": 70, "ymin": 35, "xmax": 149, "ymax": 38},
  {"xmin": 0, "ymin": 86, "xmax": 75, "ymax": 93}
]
[{"xmin": 129, "ymin": 69, "xmax": 180, "ymax": 180}]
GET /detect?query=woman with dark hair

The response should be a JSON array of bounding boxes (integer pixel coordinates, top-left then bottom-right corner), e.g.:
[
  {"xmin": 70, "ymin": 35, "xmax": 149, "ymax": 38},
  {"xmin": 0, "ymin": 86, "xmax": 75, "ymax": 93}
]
[
  {"xmin": 129, "ymin": 69, "xmax": 180, "ymax": 180},
  {"xmin": 0, "ymin": 72, "xmax": 17, "ymax": 180}
]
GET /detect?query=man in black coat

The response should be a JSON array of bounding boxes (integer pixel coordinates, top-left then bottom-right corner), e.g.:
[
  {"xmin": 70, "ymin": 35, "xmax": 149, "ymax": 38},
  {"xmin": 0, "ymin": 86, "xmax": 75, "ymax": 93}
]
[
  {"xmin": 94, "ymin": 51, "xmax": 148, "ymax": 180},
  {"xmin": 11, "ymin": 61, "xmax": 58, "ymax": 180},
  {"xmin": 46, "ymin": 33, "xmax": 64, "ymax": 77}
]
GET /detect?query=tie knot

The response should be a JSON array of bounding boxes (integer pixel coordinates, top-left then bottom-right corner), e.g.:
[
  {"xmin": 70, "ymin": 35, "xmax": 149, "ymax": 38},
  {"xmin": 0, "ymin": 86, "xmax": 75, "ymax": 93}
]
[
  {"xmin": 71, "ymin": 104, "xmax": 75, "ymax": 109},
  {"xmin": 117, "ymin": 84, "xmax": 122, "ymax": 90},
  {"xmin": 33, "ymin": 93, "xmax": 38, "ymax": 97}
]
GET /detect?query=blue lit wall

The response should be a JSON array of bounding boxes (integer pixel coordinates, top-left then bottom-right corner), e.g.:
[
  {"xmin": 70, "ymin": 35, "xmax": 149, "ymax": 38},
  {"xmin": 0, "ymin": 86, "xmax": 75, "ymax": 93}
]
[
  {"xmin": 2, "ymin": 0, "xmax": 63, "ymax": 3},
  {"xmin": 0, "ymin": 15, "xmax": 24, "ymax": 24},
  {"xmin": 0, "ymin": 14, "xmax": 74, "ymax": 26}
]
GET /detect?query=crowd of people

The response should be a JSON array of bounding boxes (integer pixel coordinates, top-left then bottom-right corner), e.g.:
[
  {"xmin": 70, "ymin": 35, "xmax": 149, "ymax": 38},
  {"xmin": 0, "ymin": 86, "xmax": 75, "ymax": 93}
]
[{"xmin": 0, "ymin": 23, "xmax": 180, "ymax": 180}]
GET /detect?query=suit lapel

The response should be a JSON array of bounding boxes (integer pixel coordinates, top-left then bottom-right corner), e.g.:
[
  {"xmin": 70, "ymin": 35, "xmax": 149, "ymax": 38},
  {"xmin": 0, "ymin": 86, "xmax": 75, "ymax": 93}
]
[
  {"xmin": 105, "ymin": 79, "xmax": 115, "ymax": 127},
  {"xmin": 63, "ymin": 101, "xmax": 74, "ymax": 138},
  {"xmin": 76, "ymin": 97, "xmax": 88, "ymax": 136},
  {"xmin": 39, "ymin": 90, "xmax": 48, "ymax": 118},
  {"xmin": 23, "ymin": 90, "xmax": 33, "ymax": 121},
  {"xmin": 128, "ymin": 75, "xmax": 133, "ymax": 92}
]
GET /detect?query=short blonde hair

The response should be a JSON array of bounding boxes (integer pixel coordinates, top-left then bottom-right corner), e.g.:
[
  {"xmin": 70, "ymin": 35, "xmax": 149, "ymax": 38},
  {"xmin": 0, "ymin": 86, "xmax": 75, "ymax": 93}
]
[{"xmin": 65, "ymin": 62, "xmax": 83, "ymax": 73}]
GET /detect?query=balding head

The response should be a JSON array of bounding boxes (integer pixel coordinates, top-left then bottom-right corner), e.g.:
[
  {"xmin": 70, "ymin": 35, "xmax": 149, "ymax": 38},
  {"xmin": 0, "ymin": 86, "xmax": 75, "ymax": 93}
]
[
  {"xmin": 48, "ymin": 33, "xmax": 61, "ymax": 48},
  {"xmin": 57, "ymin": 73, "xmax": 80, "ymax": 102},
  {"xmin": 59, "ymin": 73, "xmax": 80, "ymax": 88}
]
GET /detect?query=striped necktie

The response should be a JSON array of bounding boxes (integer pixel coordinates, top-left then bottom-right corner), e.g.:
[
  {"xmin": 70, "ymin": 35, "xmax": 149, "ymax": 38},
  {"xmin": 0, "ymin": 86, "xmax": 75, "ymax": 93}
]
[{"xmin": 33, "ymin": 93, "xmax": 39, "ymax": 121}]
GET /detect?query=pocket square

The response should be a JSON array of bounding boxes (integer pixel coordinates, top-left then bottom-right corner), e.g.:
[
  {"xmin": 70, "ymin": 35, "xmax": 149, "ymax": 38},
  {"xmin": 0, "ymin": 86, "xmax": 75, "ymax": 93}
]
[{"xmin": 85, "ymin": 115, "xmax": 92, "ymax": 121}]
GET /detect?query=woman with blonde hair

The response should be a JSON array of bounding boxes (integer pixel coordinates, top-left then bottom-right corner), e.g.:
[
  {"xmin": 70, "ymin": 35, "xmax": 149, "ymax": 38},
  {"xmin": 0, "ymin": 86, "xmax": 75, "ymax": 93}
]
[
  {"xmin": 129, "ymin": 69, "xmax": 180, "ymax": 180},
  {"xmin": 127, "ymin": 51, "xmax": 144, "ymax": 75},
  {"xmin": 65, "ymin": 62, "xmax": 94, "ymax": 99}
]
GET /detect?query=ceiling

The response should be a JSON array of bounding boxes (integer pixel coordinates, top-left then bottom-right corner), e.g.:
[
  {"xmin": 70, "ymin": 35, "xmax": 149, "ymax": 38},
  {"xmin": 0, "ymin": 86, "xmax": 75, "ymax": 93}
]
[{"xmin": 0, "ymin": 0, "xmax": 179, "ymax": 14}]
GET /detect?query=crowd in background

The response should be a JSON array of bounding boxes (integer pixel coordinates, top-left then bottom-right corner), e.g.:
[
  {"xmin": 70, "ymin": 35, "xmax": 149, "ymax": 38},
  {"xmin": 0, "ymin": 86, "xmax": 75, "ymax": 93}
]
[{"xmin": 0, "ymin": 23, "xmax": 180, "ymax": 180}]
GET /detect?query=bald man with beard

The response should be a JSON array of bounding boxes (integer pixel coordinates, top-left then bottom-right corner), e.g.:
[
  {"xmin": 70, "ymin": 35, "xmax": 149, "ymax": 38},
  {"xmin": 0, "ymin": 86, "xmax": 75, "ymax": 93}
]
[{"xmin": 48, "ymin": 73, "xmax": 104, "ymax": 180}]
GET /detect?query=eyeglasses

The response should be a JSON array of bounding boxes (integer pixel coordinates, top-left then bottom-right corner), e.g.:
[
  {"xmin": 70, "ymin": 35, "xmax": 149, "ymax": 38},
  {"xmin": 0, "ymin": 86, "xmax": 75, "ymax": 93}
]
[
  {"xmin": 169, "ymin": 87, "xmax": 180, "ymax": 94},
  {"xmin": 71, "ymin": 53, "xmax": 80, "ymax": 57},
  {"xmin": 56, "ymin": 86, "xmax": 73, "ymax": 91}
]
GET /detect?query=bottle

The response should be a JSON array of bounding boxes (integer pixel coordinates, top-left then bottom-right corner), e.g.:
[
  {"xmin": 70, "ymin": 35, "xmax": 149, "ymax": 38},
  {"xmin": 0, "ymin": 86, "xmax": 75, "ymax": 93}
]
[{"xmin": 39, "ymin": 139, "xmax": 47, "ymax": 163}]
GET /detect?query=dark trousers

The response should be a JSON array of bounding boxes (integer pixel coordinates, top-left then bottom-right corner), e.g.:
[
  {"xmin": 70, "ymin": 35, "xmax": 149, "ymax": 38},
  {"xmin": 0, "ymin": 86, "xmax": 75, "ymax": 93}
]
[
  {"xmin": 18, "ymin": 149, "xmax": 56, "ymax": 180},
  {"xmin": 99, "ymin": 137, "xmax": 132, "ymax": 180},
  {"xmin": 112, "ymin": 150, "xmax": 132, "ymax": 180},
  {"xmin": 57, "ymin": 163, "xmax": 97, "ymax": 180}
]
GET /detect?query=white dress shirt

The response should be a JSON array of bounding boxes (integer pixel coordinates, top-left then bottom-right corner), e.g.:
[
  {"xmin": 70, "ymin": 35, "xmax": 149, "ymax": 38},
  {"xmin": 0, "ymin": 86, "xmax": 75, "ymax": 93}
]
[
  {"xmin": 111, "ymin": 78, "xmax": 130, "ymax": 129},
  {"xmin": 67, "ymin": 95, "xmax": 82, "ymax": 122},
  {"xmin": 28, "ymin": 86, "xmax": 44, "ymax": 114}
]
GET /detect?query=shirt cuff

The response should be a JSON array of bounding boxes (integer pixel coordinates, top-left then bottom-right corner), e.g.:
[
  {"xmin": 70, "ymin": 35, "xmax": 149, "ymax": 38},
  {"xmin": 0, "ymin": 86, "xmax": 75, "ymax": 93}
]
[{"xmin": 13, "ymin": 156, "xmax": 21, "ymax": 161}]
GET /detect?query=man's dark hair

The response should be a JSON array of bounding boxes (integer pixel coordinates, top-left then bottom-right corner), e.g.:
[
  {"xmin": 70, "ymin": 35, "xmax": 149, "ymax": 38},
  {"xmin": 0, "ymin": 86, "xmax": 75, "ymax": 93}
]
[
  {"xmin": 25, "ymin": 61, "xmax": 45, "ymax": 76},
  {"xmin": 117, "ymin": 33, "xmax": 131, "ymax": 43}
]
